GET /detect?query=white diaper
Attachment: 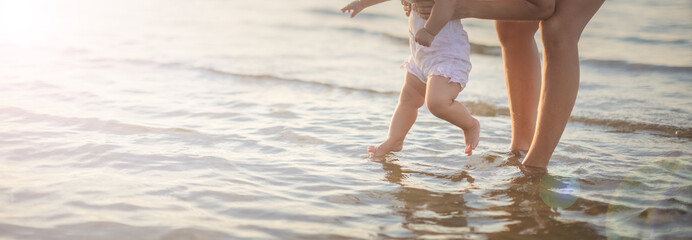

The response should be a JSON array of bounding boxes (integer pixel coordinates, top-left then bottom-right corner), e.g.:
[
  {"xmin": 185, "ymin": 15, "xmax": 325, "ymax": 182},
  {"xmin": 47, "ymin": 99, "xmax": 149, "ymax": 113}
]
[{"xmin": 402, "ymin": 11, "xmax": 472, "ymax": 88}]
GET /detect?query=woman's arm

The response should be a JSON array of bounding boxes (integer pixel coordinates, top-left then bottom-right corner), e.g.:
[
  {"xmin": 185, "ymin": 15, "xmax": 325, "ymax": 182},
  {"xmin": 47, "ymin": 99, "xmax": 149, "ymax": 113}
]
[
  {"xmin": 410, "ymin": 0, "xmax": 554, "ymax": 20},
  {"xmin": 455, "ymin": 0, "xmax": 554, "ymax": 20},
  {"xmin": 342, "ymin": 0, "xmax": 390, "ymax": 18}
]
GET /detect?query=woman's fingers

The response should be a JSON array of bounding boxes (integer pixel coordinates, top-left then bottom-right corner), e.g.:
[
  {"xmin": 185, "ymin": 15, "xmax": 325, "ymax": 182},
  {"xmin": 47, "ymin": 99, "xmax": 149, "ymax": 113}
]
[
  {"xmin": 401, "ymin": 0, "xmax": 412, "ymax": 16},
  {"xmin": 412, "ymin": 0, "xmax": 433, "ymax": 19}
]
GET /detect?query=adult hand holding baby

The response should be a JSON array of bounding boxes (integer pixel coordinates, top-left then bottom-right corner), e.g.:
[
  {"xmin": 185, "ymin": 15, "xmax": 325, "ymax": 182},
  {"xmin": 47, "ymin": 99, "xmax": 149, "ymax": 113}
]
[
  {"xmin": 402, "ymin": 0, "xmax": 434, "ymax": 19},
  {"xmin": 414, "ymin": 28, "xmax": 435, "ymax": 47}
]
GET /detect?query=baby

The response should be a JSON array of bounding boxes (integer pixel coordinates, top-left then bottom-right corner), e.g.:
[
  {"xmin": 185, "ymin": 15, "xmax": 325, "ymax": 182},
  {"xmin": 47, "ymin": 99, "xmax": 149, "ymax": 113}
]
[{"xmin": 342, "ymin": 0, "xmax": 480, "ymax": 156}]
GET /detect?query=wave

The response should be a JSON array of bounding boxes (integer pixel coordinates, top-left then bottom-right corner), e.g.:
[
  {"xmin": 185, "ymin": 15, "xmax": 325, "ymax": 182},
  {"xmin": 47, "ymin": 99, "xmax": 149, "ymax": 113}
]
[
  {"xmin": 462, "ymin": 102, "xmax": 692, "ymax": 138},
  {"xmin": 114, "ymin": 58, "xmax": 692, "ymax": 139},
  {"xmin": 569, "ymin": 116, "xmax": 692, "ymax": 138},
  {"xmin": 0, "ymin": 106, "xmax": 208, "ymax": 138},
  {"xmin": 203, "ymin": 68, "xmax": 400, "ymax": 95},
  {"xmin": 619, "ymin": 36, "xmax": 690, "ymax": 45},
  {"xmin": 119, "ymin": 58, "xmax": 400, "ymax": 96},
  {"xmin": 211, "ymin": 70, "xmax": 692, "ymax": 139},
  {"xmin": 581, "ymin": 59, "xmax": 692, "ymax": 74}
]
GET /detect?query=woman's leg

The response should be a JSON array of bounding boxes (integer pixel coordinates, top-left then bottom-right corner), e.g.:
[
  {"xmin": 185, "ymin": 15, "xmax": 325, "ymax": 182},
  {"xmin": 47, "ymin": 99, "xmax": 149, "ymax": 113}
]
[
  {"xmin": 495, "ymin": 21, "xmax": 540, "ymax": 153},
  {"xmin": 425, "ymin": 76, "xmax": 480, "ymax": 156},
  {"xmin": 522, "ymin": 0, "xmax": 605, "ymax": 169},
  {"xmin": 369, "ymin": 71, "xmax": 427, "ymax": 157}
]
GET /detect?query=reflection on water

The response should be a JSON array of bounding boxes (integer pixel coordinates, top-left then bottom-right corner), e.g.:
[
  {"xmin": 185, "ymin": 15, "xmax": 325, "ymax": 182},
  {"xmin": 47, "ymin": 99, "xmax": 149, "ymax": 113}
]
[
  {"xmin": 605, "ymin": 158, "xmax": 692, "ymax": 240},
  {"xmin": 374, "ymin": 154, "xmax": 606, "ymax": 239},
  {"xmin": 376, "ymin": 156, "xmax": 474, "ymax": 238},
  {"xmin": 0, "ymin": 57, "xmax": 689, "ymax": 238}
]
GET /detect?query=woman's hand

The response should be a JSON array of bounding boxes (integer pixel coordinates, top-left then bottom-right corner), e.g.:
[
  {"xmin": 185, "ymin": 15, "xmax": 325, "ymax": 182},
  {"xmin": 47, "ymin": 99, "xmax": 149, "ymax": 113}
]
[
  {"xmin": 414, "ymin": 28, "xmax": 435, "ymax": 47},
  {"xmin": 412, "ymin": 0, "xmax": 434, "ymax": 19},
  {"xmin": 341, "ymin": 1, "xmax": 365, "ymax": 18},
  {"xmin": 402, "ymin": 0, "xmax": 412, "ymax": 17}
]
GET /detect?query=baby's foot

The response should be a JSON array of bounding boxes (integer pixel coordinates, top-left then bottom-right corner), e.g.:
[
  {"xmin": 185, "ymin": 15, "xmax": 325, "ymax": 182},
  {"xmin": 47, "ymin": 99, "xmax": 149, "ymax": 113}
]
[
  {"xmin": 463, "ymin": 118, "xmax": 481, "ymax": 156},
  {"xmin": 367, "ymin": 139, "xmax": 403, "ymax": 158}
]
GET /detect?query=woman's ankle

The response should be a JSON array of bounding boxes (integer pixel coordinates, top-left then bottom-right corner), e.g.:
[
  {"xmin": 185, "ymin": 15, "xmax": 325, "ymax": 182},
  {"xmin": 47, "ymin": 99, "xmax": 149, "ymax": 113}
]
[
  {"xmin": 384, "ymin": 137, "xmax": 405, "ymax": 146},
  {"xmin": 522, "ymin": 154, "xmax": 550, "ymax": 169},
  {"xmin": 509, "ymin": 139, "xmax": 531, "ymax": 153}
]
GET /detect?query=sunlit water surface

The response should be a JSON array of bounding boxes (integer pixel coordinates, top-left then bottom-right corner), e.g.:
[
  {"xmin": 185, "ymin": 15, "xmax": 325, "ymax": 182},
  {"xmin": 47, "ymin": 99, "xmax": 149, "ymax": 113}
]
[{"xmin": 0, "ymin": 0, "xmax": 690, "ymax": 239}]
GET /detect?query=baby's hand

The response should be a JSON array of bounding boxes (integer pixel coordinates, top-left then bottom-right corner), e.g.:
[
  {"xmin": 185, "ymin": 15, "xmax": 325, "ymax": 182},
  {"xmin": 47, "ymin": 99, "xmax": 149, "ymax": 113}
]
[
  {"xmin": 414, "ymin": 28, "xmax": 435, "ymax": 47},
  {"xmin": 341, "ymin": 1, "xmax": 365, "ymax": 18}
]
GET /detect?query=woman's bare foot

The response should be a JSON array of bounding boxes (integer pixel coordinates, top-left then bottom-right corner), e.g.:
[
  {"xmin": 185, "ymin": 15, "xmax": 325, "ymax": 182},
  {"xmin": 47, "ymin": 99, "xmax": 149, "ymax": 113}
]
[
  {"xmin": 367, "ymin": 139, "xmax": 403, "ymax": 158},
  {"xmin": 462, "ymin": 118, "xmax": 480, "ymax": 156}
]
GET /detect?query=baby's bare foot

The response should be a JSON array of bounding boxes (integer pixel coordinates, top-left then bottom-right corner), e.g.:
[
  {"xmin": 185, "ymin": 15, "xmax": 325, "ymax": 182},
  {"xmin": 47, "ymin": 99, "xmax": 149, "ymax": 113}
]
[
  {"xmin": 463, "ymin": 118, "xmax": 480, "ymax": 156},
  {"xmin": 368, "ymin": 139, "xmax": 403, "ymax": 158}
]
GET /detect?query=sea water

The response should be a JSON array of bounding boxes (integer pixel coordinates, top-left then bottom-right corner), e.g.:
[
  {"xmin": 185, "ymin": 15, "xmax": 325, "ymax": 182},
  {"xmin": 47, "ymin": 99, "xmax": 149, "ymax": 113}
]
[{"xmin": 0, "ymin": 0, "xmax": 690, "ymax": 239}]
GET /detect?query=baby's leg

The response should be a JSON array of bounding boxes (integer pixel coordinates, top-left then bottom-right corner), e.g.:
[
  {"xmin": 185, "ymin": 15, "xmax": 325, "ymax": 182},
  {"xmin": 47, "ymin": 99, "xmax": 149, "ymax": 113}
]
[
  {"xmin": 369, "ymin": 72, "xmax": 426, "ymax": 157},
  {"xmin": 425, "ymin": 75, "xmax": 480, "ymax": 156}
]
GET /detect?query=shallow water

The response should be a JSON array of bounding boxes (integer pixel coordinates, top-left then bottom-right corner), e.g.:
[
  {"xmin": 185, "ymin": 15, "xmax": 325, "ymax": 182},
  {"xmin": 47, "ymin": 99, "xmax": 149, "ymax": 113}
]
[{"xmin": 1, "ymin": 0, "xmax": 691, "ymax": 239}]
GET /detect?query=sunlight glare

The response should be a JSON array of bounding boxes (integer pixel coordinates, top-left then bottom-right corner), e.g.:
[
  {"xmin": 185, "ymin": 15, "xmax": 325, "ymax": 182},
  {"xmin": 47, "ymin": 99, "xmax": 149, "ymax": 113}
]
[{"xmin": 0, "ymin": 0, "xmax": 60, "ymax": 45}]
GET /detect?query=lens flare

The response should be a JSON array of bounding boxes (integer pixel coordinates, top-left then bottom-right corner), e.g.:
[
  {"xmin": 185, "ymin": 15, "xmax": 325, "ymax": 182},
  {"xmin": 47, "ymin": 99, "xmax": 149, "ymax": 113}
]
[
  {"xmin": 605, "ymin": 158, "xmax": 689, "ymax": 239},
  {"xmin": 539, "ymin": 175, "xmax": 580, "ymax": 209}
]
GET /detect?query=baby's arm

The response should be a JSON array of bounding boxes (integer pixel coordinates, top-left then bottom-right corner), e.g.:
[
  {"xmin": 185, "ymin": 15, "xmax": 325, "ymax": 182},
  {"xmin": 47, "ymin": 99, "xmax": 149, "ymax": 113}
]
[
  {"xmin": 341, "ymin": 0, "xmax": 390, "ymax": 18},
  {"xmin": 415, "ymin": 0, "xmax": 457, "ymax": 46}
]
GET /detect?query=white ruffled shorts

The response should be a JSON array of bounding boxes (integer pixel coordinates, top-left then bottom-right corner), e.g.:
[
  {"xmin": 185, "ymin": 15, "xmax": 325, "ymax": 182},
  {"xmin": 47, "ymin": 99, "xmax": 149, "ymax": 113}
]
[{"xmin": 402, "ymin": 11, "xmax": 472, "ymax": 88}]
